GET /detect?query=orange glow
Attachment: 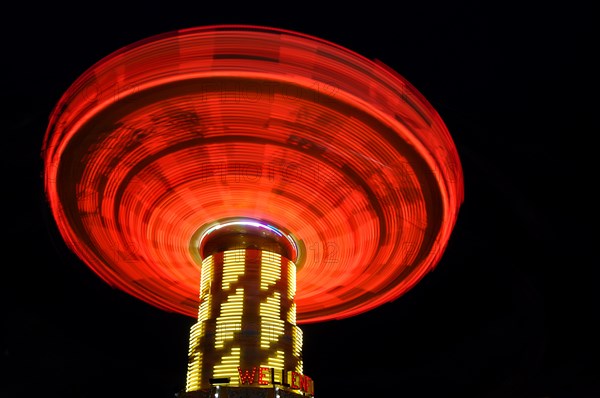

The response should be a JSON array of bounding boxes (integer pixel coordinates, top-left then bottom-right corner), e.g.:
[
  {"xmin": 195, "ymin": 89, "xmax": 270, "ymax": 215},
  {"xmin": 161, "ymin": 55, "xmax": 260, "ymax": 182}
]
[{"xmin": 42, "ymin": 25, "xmax": 464, "ymax": 323}]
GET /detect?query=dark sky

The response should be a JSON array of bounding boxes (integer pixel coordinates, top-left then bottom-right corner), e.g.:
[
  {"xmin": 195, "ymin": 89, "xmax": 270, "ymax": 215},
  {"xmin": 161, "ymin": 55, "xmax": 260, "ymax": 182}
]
[{"xmin": 2, "ymin": 2, "xmax": 597, "ymax": 398}]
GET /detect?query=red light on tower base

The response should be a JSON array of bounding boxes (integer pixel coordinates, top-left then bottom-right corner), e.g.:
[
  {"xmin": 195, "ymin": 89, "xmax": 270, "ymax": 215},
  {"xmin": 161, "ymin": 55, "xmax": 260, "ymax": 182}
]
[{"xmin": 42, "ymin": 25, "xmax": 464, "ymax": 398}]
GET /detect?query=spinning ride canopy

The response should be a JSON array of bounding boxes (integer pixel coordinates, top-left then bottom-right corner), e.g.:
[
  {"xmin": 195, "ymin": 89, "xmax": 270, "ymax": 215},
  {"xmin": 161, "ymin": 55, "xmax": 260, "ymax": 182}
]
[{"xmin": 42, "ymin": 25, "xmax": 464, "ymax": 323}]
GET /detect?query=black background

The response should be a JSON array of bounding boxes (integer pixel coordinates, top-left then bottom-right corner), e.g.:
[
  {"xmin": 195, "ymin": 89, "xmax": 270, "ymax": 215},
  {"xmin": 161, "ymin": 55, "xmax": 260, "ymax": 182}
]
[{"xmin": 2, "ymin": 2, "xmax": 597, "ymax": 398}]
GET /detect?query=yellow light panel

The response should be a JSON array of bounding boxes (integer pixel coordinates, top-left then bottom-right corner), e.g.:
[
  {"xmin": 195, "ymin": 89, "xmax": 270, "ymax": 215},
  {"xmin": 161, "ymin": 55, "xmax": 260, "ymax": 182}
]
[
  {"xmin": 215, "ymin": 288, "xmax": 244, "ymax": 348},
  {"xmin": 260, "ymin": 252, "xmax": 281, "ymax": 290},
  {"xmin": 213, "ymin": 346, "xmax": 241, "ymax": 384},
  {"xmin": 222, "ymin": 249, "xmax": 245, "ymax": 290},
  {"xmin": 287, "ymin": 303, "xmax": 296, "ymax": 324},
  {"xmin": 287, "ymin": 261, "xmax": 296, "ymax": 299},
  {"xmin": 260, "ymin": 292, "xmax": 284, "ymax": 348},
  {"xmin": 198, "ymin": 256, "xmax": 214, "ymax": 321}
]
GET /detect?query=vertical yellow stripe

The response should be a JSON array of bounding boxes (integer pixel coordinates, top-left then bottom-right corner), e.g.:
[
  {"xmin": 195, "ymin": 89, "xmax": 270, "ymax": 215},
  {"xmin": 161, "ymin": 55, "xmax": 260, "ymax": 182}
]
[
  {"xmin": 222, "ymin": 249, "xmax": 245, "ymax": 290},
  {"xmin": 261, "ymin": 251, "xmax": 281, "ymax": 290}
]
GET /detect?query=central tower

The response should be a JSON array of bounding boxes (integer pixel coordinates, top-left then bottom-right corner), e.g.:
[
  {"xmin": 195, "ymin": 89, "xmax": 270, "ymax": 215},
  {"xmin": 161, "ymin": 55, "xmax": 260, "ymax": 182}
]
[{"xmin": 184, "ymin": 219, "xmax": 311, "ymax": 397}]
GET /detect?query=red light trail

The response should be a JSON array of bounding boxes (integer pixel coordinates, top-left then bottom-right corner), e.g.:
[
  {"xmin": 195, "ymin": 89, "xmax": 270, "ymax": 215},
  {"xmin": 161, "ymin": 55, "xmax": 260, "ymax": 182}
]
[{"xmin": 42, "ymin": 25, "xmax": 463, "ymax": 323}]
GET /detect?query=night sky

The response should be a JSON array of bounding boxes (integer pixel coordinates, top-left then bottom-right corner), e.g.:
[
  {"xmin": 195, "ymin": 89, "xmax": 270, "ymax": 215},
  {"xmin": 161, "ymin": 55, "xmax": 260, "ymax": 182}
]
[{"xmin": 2, "ymin": 3, "xmax": 597, "ymax": 398}]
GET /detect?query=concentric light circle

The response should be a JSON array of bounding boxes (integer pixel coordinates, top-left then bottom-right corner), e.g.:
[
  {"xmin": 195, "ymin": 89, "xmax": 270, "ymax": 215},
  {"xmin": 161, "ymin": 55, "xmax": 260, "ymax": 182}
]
[{"xmin": 43, "ymin": 25, "xmax": 464, "ymax": 323}]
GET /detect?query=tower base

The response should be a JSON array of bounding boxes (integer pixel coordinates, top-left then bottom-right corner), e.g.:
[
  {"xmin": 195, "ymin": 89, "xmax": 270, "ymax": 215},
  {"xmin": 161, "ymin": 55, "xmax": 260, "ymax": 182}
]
[{"xmin": 177, "ymin": 386, "xmax": 308, "ymax": 398}]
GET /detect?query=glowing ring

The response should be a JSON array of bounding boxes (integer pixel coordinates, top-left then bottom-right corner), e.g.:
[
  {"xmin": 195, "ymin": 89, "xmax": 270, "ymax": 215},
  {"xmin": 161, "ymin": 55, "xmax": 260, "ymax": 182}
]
[
  {"xmin": 43, "ymin": 25, "xmax": 464, "ymax": 323},
  {"xmin": 196, "ymin": 217, "xmax": 299, "ymax": 261}
]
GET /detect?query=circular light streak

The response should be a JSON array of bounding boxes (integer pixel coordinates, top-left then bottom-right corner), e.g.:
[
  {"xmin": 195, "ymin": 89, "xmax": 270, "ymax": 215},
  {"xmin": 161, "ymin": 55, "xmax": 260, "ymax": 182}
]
[{"xmin": 42, "ymin": 25, "xmax": 464, "ymax": 323}]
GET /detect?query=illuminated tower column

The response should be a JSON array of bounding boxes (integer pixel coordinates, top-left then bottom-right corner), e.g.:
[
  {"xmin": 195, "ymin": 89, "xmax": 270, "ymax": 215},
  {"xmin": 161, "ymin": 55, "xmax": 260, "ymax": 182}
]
[{"xmin": 185, "ymin": 220, "xmax": 304, "ymax": 393}]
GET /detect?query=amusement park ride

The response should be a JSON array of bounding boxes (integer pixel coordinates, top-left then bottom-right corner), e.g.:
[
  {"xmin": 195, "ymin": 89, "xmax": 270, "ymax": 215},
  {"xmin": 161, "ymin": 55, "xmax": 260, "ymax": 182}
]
[{"xmin": 42, "ymin": 25, "xmax": 463, "ymax": 397}]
